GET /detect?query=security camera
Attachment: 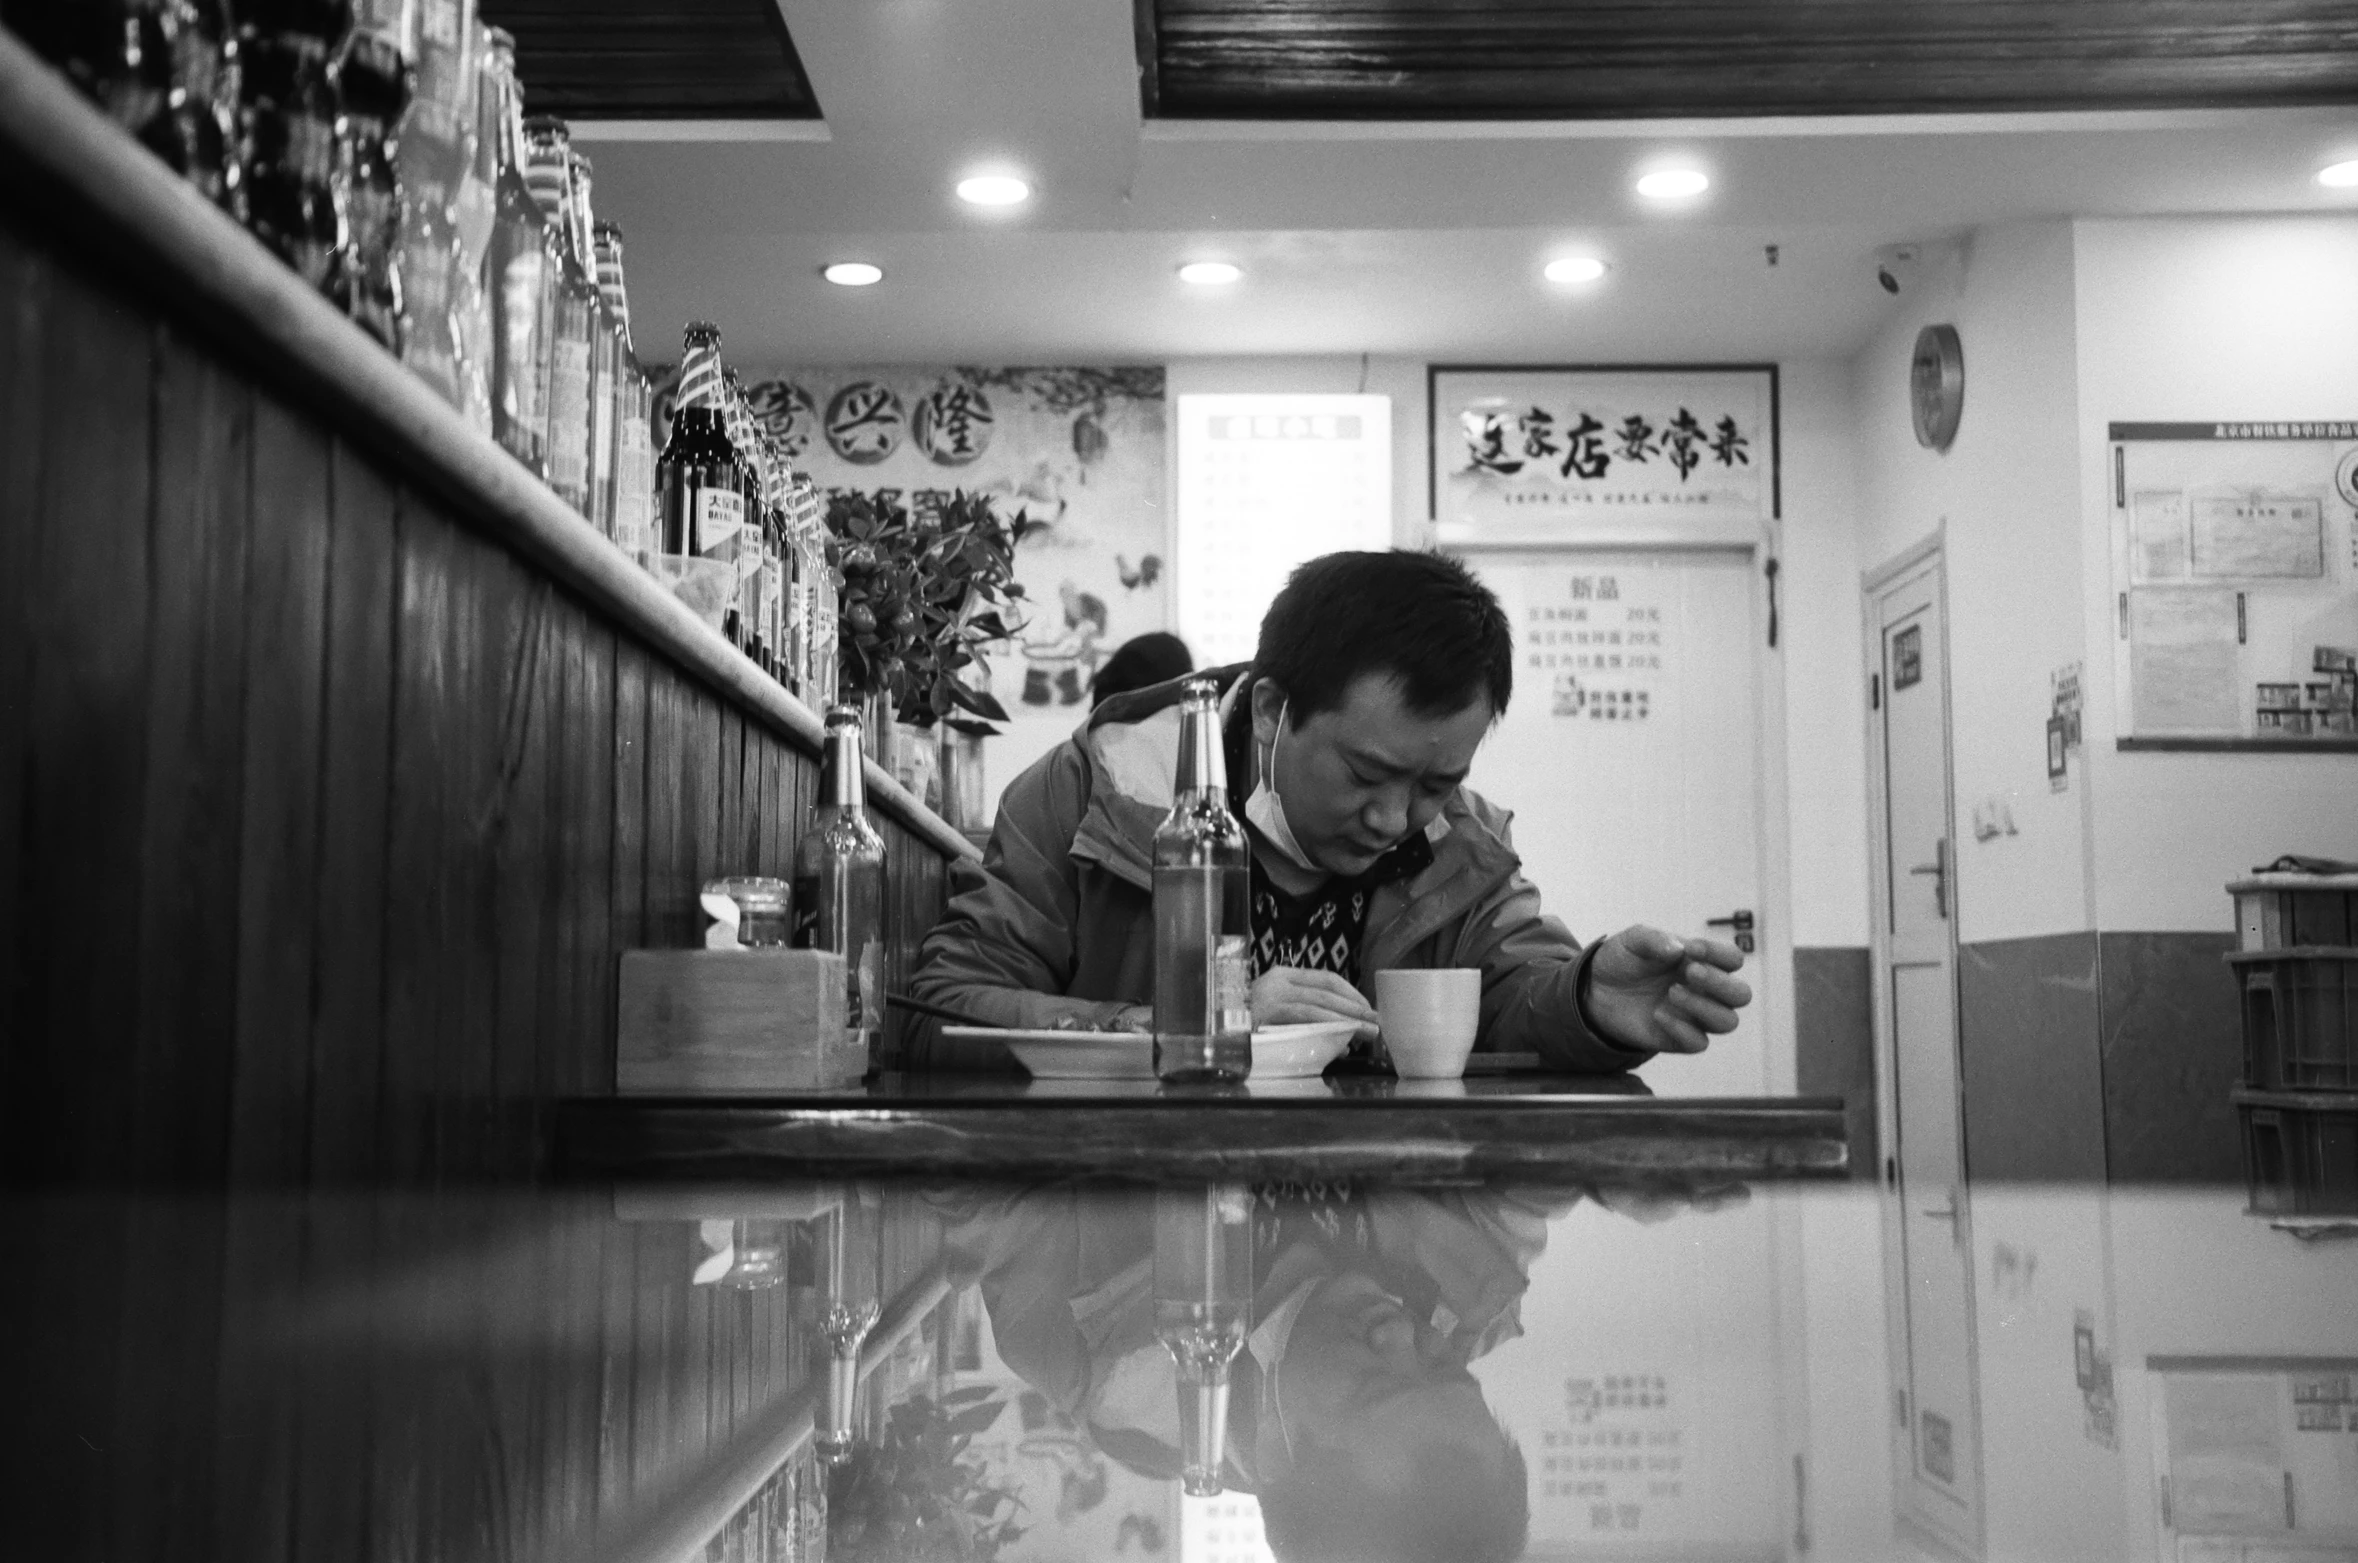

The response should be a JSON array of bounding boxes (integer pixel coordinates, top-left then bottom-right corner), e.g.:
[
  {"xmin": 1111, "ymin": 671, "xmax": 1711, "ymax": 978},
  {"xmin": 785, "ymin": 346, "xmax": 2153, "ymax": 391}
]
[{"xmin": 1874, "ymin": 243, "xmax": 1922, "ymax": 296}]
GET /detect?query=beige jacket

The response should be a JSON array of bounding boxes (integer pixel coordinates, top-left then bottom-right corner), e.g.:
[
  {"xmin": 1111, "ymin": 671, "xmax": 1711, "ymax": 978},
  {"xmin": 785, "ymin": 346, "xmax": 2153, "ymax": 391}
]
[{"xmin": 908, "ymin": 669, "xmax": 1648, "ymax": 1072}]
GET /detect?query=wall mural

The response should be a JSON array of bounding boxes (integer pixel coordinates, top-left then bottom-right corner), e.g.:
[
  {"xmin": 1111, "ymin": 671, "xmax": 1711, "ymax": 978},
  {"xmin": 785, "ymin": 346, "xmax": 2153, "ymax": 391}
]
[{"xmin": 657, "ymin": 365, "xmax": 1170, "ymax": 734}]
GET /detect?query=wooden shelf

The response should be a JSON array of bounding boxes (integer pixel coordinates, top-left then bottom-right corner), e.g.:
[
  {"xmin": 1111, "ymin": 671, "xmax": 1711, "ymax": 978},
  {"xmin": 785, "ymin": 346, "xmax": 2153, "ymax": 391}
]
[{"xmin": 0, "ymin": 26, "xmax": 974, "ymax": 865}]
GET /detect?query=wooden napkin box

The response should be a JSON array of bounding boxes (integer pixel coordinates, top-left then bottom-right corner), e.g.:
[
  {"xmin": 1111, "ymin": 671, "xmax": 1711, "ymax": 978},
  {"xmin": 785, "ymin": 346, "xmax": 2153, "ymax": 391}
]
[{"xmin": 616, "ymin": 949, "xmax": 860, "ymax": 1093}]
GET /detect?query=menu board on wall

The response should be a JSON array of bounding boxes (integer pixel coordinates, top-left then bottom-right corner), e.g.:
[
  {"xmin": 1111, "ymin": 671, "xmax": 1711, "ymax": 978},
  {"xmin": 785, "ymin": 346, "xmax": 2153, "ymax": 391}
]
[
  {"xmin": 2110, "ymin": 423, "xmax": 2358, "ymax": 749},
  {"xmin": 1174, "ymin": 393, "xmax": 1393, "ymax": 668},
  {"xmin": 1428, "ymin": 364, "xmax": 1779, "ymax": 541}
]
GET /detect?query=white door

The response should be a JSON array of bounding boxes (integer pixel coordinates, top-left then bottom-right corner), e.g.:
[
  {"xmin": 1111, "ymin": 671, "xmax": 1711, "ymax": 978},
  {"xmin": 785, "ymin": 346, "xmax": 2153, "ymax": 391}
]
[
  {"xmin": 1869, "ymin": 555, "xmax": 1984, "ymax": 1557},
  {"xmin": 1459, "ymin": 547, "xmax": 1768, "ymax": 1095}
]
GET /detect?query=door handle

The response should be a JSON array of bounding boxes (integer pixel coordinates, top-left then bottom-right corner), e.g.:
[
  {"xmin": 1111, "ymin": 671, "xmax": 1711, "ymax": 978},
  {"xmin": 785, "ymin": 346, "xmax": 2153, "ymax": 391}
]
[
  {"xmin": 1704, "ymin": 909, "xmax": 1756, "ymax": 953},
  {"xmin": 1907, "ymin": 838, "xmax": 1948, "ymax": 919}
]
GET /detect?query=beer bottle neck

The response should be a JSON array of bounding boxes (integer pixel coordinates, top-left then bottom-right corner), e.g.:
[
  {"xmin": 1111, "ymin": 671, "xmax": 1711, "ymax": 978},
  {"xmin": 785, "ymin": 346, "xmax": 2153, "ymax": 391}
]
[
  {"xmin": 820, "ymin": 723, "xmax": 867, "ymax": 811},
  {"xmin": 1172, "ymin": 692, "xmax": 1228, "ymax": 804}
]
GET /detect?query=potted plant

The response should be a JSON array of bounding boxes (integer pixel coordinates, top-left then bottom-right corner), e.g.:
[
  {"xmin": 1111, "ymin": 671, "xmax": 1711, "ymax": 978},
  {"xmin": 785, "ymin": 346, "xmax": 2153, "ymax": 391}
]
[
  {"xmin": 829, "ymin": 490, "xmax": 1032, "ymax": 821},
  {"xmin": 826, "ymin": 1389, "xmax": 1026, "ymax": 1563}
]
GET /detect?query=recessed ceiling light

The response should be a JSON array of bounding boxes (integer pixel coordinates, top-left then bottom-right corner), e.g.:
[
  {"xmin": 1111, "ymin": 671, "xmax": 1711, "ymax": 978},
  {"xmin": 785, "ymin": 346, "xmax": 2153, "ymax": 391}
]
[
  {"xmin": 1634, "ymin": 167, "xmax": 1710, "ymax": 200},
  {"xmin": 956, "ymin": 174, "xmax": 1031, "ymax": 207},
  {"xmin": 1544, "ymin": 256, "xmax": 1608, "ymax": 284},
  {"xmin": 823, "ymin": 262, "xmax": 884, "ymax": 286},
  {"xmin": 2320, "ymin": 159, "xmax": 2358, "ymax": 188},
  {"xmin": 1178, "ymin": 261, "xmax": 1242, "ymax": 285}
]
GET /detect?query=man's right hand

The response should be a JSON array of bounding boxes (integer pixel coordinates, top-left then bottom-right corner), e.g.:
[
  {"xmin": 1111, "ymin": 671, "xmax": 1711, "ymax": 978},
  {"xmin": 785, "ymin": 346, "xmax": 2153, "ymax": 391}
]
[{"xmin": 1252, "ymin": 967, "xmax": 1380, "ymax": 1041}]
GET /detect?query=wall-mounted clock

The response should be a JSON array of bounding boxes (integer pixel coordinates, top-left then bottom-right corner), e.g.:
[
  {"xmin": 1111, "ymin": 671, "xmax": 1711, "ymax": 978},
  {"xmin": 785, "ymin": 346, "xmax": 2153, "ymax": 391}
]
[{"xmin": 1911, "ymin": 324, "xmax": 1964, "ymax": 452}]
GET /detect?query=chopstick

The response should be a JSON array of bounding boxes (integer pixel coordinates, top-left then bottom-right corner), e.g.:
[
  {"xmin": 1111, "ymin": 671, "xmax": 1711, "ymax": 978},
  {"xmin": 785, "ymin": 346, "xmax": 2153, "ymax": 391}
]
[{"xmin": 885, "ymin": 991, "xmax": 1000, "ymax": 1029}]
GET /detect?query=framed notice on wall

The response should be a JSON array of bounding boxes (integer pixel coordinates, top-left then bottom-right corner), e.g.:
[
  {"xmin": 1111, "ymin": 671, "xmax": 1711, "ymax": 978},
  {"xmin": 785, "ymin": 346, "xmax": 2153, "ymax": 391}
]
[
  {"xmin": 2110, "ymin": 422, "xmax": 2358, "ymax": 750},
  {"xmin": 1428, "ymin": 364, "xmax": 1779, "ymax": 542}
]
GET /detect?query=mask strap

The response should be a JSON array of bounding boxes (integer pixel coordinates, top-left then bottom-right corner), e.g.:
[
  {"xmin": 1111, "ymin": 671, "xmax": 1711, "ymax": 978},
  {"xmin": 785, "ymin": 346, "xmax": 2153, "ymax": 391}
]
[{"xmin": 1267, "ymin": 700, "xmax": 1289, "ymax": 795}]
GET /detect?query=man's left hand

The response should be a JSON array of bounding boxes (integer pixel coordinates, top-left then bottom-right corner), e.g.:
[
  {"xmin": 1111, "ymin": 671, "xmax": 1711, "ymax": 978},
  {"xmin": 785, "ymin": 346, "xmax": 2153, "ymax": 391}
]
[{"xmin": 1584, "ymin": 925, "xmax": 1752, "ymax": 1055}]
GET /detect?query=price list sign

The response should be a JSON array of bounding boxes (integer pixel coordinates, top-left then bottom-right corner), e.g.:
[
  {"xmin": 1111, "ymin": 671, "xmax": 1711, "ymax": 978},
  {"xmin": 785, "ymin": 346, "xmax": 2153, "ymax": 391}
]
[{"xmin": 1177, "ymin": 395, "xmax": 1392, "ymax": 667}]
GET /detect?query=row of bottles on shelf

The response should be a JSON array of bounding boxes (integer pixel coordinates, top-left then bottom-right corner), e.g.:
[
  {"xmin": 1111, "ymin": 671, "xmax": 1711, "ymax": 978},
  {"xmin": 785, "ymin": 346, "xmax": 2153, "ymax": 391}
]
[{"xmin": 34, "ymin": 0, "xmax": 845, "ymax": 707}]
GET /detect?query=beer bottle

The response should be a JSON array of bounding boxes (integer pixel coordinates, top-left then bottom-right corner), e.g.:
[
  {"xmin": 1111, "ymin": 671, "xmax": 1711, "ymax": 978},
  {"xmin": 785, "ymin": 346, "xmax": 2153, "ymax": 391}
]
[
  {"xmin": 792, "ymin": 708, "xmax": 887, "ymax": 1077},
  {"xmin": 333, "ymin": 1, "xmax": 412, "ymax": 351},
  {"xmin": 567, "ymin": 152, "xmax": 621, "ymax": 539},
  {"xmin": 480, "ymin": 29, "xmax": 551, "ymax": 473},
  {"xmin": 1152, "ymin": 1183, "xmax": 1252, "ymax": 1495},
  {"xmin": 593, "ymin": 222, "xmax": 653, "ymax": 568},
  {"xmin": 657, "ymin": 324, "xmax": 746, "ymax": 586},
  {"xmin": 1153, "ymin": 678, "xmax": 1253, "ymax": 1083},
  {"xmin": 522, "ymin": 115, "xmax": 596, "ymax": 515}
]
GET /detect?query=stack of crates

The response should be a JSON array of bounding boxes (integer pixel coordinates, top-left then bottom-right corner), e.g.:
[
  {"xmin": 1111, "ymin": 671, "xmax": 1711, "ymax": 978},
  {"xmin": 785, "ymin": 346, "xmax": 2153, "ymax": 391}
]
[{"xmin": 2229, "ymin": 871, "xmax": 2358, "ymax": 1215}]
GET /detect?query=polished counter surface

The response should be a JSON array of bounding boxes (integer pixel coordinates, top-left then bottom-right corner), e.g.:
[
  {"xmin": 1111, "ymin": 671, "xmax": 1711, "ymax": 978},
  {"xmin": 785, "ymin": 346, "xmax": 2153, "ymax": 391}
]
[
  {"xmin": 10, "ymin": 1174, "xmax": 2351, "ymax": 1563},
  {"xmin": 560, "ymin": 1070, "xmax": 1849, "ymax": 1184}
]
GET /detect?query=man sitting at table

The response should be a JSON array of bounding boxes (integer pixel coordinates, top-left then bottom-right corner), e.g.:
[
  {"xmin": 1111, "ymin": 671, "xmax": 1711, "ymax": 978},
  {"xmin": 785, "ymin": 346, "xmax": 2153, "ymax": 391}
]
[{"xmin": 909, "ymin": 548, "xmax": 1750, "ymax": 1070}]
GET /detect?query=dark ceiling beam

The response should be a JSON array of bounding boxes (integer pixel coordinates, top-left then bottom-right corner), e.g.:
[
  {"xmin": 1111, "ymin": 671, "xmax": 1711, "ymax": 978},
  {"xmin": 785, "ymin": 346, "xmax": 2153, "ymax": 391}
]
[{"xmin": 1144, "ymin": 0, "xmax": 2358, "ymax": 119}]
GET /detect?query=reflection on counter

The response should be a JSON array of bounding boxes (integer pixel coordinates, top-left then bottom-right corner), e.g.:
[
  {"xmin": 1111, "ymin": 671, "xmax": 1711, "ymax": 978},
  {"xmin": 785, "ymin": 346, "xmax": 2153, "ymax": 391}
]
[{"xmin": 5, "ymin": 1176, "xmax": 2355, "ymax": 1563}]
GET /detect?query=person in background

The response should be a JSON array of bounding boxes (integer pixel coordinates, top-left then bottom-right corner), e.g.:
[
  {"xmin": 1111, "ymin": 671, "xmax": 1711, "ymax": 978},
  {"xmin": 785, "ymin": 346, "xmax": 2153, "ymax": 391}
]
[
  {"xmin": 911, "ymin": 549, "xmax": 1750, "ymax": 1072},
  {"xmin": 1090, "ymin": 631, "xmax": 1194, "ymax": 708}
]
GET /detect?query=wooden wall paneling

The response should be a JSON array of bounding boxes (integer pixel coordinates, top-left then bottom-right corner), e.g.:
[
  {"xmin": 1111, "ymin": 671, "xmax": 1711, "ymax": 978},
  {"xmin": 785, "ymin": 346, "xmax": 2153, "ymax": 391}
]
[
  {"xmin": 624, "ymin": 1222, "xmax": 668, "ymax": 1513},
  {"xmin": 104, "ymin": 1194, "xmax": 230, "ymax": 1563},
  {"xmin": 715, "ymin": 707, "xmax": 744, "ymax": 886},
  {"xmin": 643, "ymin": 673, "xmax": 690, "ymax": 952},
  {"xmin": 490, "ymin": 577, "xmax": 556, "ymax": 1178},
  {"xmin": 310, "ymin": 440, "xmax": 399, "ymax": 1183},
  {"xmin": 289, "ymin": 1192, "xmax": 377, "ymax": 1563},
  {"xmin": 228, "ymin": 395, "xmax": 330, "ymax": 1187},
  {"xmin": 132, "ymin": 325, "xmax": 252, "ymax": 1187},
  {"xmin": 681, "ymin": 1240, "xmax": 716, "ymax": 1476},
  {"xmin": 530, "ymin": 598, "xmax": 580, "ymax": 1130},
  {"xmin": 609, "ymin": 638, "xmax": 652, "ymax": 1057},
  {"xmin": 18, "ymin": 258, "xmax": 154, "ymax": 1183},
  {"xmin": 596, "ymin": 1198, "xmax": 642, "ymax": 1524},
  {"xmin": 288, "ymin": 445, "xmax": 397, "ymax": 1563},
  {"xmin": 543, "ymin": 1192, "xmax": 609, "ymax": 1558},
  {"xmin": 0, "ymin": 228, "xmax": 42, "ymax": 1133},
  {"xmin": 362, "ymin": 1192, "xmax": 432, "ymax": 1563},
  {"xmin": 640, "ymin": 1223, "xmax": 691, "ymax": 1496},
  {"xmin": 738, "ymin": 718, "xmax": 763, "ymax": 877},
  {"xmin": 443, "ymin": 529, "xmax": 513, "ymax": 1179},
  {"xmin": 381, "ymin": 503, "xmax": 452, "ymax": 1185},
  {"xmin": 209, "ymin": 1195, "xmax": 304, "ymax": 1563},
  {"xmin": 562, "ymin": 613, "xmax": 618, "ymax": 1097}
]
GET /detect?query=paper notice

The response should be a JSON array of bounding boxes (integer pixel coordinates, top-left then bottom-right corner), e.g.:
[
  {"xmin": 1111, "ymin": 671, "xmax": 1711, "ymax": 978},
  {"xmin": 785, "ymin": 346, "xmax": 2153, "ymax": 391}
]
[
  {"xmin": 2133, "ymin": 489, "xmax": 2191, "ymax": 581},
  {"xmin": 2130, "ymin": 590, "xmax": 2243, "ymax": 735},
  {"xmin": 2192, "ymin": 493, "xmax": 2325, "ymax": 579},
  {"xmin": 2163, "ymin": 1373, "xmax": 2288, "ymax": 1532}
]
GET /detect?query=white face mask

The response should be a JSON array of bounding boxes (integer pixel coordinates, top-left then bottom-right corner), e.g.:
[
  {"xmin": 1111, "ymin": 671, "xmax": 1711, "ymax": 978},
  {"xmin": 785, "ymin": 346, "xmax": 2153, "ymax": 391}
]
[{"xmin": 1245, "ymin": 700, "xmax": 1326, "ymax": 875}]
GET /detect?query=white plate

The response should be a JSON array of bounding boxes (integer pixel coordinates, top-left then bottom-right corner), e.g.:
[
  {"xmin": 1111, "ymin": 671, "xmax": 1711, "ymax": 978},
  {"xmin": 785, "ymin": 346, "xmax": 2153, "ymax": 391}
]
[{"xmin": 945, "ymin": 1021, "xmax": 1357, "ymax": 1081}]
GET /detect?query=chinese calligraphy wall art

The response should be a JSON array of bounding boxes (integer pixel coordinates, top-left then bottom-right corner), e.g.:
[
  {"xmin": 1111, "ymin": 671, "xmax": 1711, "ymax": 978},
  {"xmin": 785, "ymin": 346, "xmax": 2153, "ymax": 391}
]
[
  {"xmin": 2109, "ymin": 422, "xmax": 2358, "ymax": 749},
  {"xmin": 696, "ymin": 366, "xmax": 1170, "ymax": 742},
  {"xmin": 1430, "ymin": 365, "xmax": 1778, "ymax": 537}
]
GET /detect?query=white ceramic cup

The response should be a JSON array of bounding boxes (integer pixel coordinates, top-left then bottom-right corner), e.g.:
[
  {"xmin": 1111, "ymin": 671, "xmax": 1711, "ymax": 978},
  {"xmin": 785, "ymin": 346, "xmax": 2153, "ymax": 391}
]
[{"xmin": 1375, "ymin": 968, "xmax": 1482, "ymax": 1078}]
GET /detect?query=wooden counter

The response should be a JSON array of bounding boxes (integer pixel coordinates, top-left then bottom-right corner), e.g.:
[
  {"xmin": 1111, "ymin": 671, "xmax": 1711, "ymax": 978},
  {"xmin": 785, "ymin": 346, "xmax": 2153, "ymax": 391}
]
[
  {"xmin": 561, "ymin": 1074, "xmax": 1851, "ymax": 1183},
  {"xmin": 0, "ymin": 27, "xmax": 974, "ymax": 1190}
]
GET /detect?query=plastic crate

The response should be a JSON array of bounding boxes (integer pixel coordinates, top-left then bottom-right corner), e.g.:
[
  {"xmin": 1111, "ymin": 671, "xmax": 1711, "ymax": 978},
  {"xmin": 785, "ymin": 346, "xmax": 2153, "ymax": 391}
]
[
  {"xmin": 2229, "ymin": 873, "xmax": 2358, "ymax": 951},
  {"xmin": 2235, "ymin": 1088, "xmax": 2358, "ymax": 1216},
  {"xmin": 2231, "ymin": 948, "xmax": 2358, "ymax": 1091}
]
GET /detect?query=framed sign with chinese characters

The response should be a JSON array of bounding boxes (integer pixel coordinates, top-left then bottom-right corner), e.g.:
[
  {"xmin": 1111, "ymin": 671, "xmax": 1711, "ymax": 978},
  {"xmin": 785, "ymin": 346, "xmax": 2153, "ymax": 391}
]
[{"xmin": 1429, "ymin": 364, "xmax": 1779, "ymax": 541}]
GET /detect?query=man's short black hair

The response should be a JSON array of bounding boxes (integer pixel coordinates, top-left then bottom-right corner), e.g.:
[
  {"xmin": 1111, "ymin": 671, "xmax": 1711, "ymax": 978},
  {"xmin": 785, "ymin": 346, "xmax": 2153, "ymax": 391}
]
[{"xmin": 1254, "ymin": 550, "xmax": 1512, "ymax": 722}]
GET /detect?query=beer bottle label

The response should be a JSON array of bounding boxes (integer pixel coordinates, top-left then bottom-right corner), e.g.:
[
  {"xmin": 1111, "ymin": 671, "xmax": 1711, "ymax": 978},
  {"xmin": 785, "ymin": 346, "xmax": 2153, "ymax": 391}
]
[
  {"xmin": 694, "ymin": 488, "xmax": 744, "ymax": 558},
  {"xmin": 549, "ymin": 337, "xmax": 591, "ymax": 491}
]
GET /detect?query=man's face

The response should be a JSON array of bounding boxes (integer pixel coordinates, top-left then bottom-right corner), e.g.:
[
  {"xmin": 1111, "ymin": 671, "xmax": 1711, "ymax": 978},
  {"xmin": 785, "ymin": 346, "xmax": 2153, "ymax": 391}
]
[
  {"xmin": 1252, "ymin": 674, "xmax": 1492, "ymax": 877},
  {"xmin": 1269, "ymin": 1272, "xmax": 1502, "ymax": 1494}
]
